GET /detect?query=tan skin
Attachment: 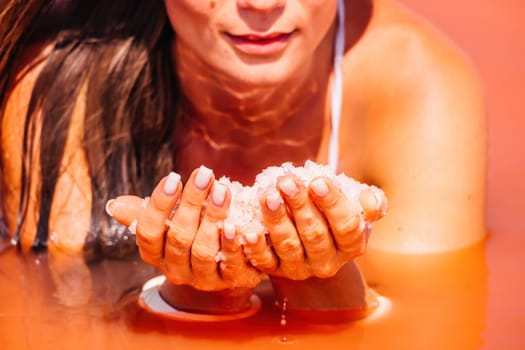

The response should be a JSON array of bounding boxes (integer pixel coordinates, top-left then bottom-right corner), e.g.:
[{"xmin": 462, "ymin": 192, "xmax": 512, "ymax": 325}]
[{"xmin": 1, "ymin": 0, "xmax": 486, "ymax": 316}]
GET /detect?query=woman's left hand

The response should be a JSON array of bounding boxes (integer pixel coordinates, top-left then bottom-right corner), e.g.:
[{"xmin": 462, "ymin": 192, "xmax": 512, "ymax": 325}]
[{"xmin": 242, "ymin": 175, "xmax": 387, "ymax": 280}]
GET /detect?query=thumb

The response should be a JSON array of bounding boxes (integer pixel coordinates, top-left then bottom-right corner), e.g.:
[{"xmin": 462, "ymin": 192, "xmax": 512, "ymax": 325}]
[
  {"xmin": 105, "ymin": 195, "xmax": 144, "ymax": 227},
  {"xmin": 359, "ymin": 187, "xmax": 388, "ymax": 222}
]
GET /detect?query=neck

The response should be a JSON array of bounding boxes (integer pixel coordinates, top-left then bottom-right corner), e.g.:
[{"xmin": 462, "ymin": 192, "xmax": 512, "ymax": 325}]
[
  {"xmin": 171, "ymin": 24, "xmax": 336, "ymax": 182},
  {"xmin": 175, "ymin": 23, "xmax": 336, "ymax": 136}
]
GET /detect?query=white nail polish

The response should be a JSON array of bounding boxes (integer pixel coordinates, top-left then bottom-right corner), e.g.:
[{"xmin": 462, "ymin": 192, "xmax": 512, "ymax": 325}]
[
  {"xmin": 141, "ymin": 196, "xmax": 150, "ymax": 208},
  {"xmin": 266, "ymin": 190, "xmax": 283, "ymax": 211},
  {"xmin": 224, "ymin": 222, "xmax": 236, "ymax": 240},
  {"xmin": 163, "ymin": 172, "xmax": 181, "ymax": 195},
  {"xmin": 105, "ymin": 199, "xmax": 115, "ymax": 217},
  {"xmin": 212, "ymin": 182, "xmax": 227, "ymax": 206},
  {"xmin": 214, "ymin": 251, "xmax": 226, "ymax": 262},
  {"xmin": 128, "ymin": 219, "xmax": 138, "ymax": 235},
  {"xmin": 245, "ymin": 232, "xmax": 259, "ymax": 244},
  {"xmin": 195, "ymin": 166, "xmax": 213, "ymax": 189},
  {"xmin": 310, "ymin": 178, "xmax": 329, "ymax": 197},
  {"xmin": 279, "ymin": 178, "xmax": 299, "ymax": 197},
  {"xmin": 371, "ymin": 187, "xmax": 388, "ymax": 216}
]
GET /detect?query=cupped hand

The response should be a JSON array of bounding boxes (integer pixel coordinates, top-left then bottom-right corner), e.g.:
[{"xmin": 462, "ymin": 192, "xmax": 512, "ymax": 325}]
[
  {"xmin": 106, "ymin": 166, "xmax": 263, "ymax": 291},
  {"xmin": 243, "ymin": 175, "xmax": 387, "ymax": 280}
]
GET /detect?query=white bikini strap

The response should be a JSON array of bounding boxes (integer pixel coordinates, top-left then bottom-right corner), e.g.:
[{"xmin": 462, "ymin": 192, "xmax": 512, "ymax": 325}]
[{"xmin": 328, "ymin": 0, "xmax": 346, "ymax": 173}]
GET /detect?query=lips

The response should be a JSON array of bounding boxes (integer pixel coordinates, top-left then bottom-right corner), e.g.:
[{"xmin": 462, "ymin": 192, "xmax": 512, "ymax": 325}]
[{"xmin": 225, "ymin": 31, "xmax": 295, "ymax": 56}]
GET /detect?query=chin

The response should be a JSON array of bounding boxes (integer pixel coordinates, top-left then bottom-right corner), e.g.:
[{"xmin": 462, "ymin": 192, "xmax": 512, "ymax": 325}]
[{"xmin": 218, "ymin": 56, "xmax": 307, "ymax": 88}]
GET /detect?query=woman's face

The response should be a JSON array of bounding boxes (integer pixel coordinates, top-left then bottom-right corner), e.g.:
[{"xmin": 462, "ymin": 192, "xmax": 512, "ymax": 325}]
[{"xmin": 164, "ymin": 0, "xmax": 338, "ymax": 86}]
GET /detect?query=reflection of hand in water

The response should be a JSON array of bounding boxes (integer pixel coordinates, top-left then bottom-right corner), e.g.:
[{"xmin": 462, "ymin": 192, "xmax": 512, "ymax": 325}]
[
  {"xmin": 244, "ymin": 174, "xmax": 387, "ymax": 280},
  {"xmin": 107, "ymin": 166, "xmax": 264, "ymax": 291}
]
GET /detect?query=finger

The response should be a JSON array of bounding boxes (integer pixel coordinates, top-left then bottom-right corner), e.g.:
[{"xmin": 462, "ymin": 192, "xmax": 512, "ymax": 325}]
[
  {"xmin": 218, "ymin": 222, "xmax": 244, "ymax": 280},
  {"xmin": 242, "ymin": 229, "xmax": 278, "ymax": 272},
  {"xmin": 105, "ymin": 195, "xmax": 144, "ymax": 226},
  {"xmin": 261, "ymin": 187, "xmax": 309, "ymax": 279},
  {"xmin": 277, "ymin": 176, "xmax": 337, "ymax": 274},
  {"xmin": 191, "ymin": 182, "xmax": 230, "ymax": 286},
  {"xmin": 219, "ymin": 222, "xmax": 264, "ymax": 288},
  {"xmin": 135, "ymin": 172, "xmax": 182, "ymax": 264},
  {"xmin": 163, "ymin": 166, "xmax": 214, "ymax": 283},
  {"xmin": 309, "ymin": 177, "xmax": 365, "ymax": 257},
  {"xmin": 359, "ymin": 187, "xmax": 388, "ymax": 221}
]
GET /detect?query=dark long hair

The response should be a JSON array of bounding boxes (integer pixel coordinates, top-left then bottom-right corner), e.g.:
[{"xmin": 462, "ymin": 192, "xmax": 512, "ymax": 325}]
[{"xmin": 0, "ymin": 0, "xmax": 180, "ymax": 258}]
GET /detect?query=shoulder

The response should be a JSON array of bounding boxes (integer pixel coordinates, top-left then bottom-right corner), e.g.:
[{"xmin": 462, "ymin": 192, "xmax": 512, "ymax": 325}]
[
  {"xmin": 343, "ymin": 0, "xmax": 484, "ymax": 108},
  {"xmin": 339, "ymin": 0, "xmax": 487, "ymax": 253}
]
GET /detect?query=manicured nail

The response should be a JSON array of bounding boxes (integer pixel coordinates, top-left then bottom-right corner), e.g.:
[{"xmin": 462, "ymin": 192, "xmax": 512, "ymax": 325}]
[
  {"xmin": 105, "ymin": 199, "xmax": 115, "ymax": 217},
  {"xmin": 212, "ymin": 182, "xmax": 227, "ymax": 206},
  {"xmin": 245, "ymin": 232, "xmax": 259, "ymax": 244},
  {"xmin": 372, "ymin": 187, "xmax": 388, "ymax": 216},
  {"xmin": 279, "ymin": 178, "xmax": 299, "ymax": 197},
  {"xmin": 224, "ymin": 222, "xmax": 236, "ymax": 240},
  {"xmin": 266, "ymin": 190, "xmax": 283, "ymax": 211},
  {"xmin": 141, "ymin": 196, "xmax": 150, "ymax": 208},
  {"xmin": 310, "ymin": 178, "xmax": 329, "ymax": 197},
  {"xmin": 214, "ymin": 251, "xmax": 226, "ymax": 262},
  {"xmin": 128, "ymin": 219, "xmax": 138, "ymax": 235},
  {"xmin": 195, "ymin": 166, "xmax": 213, "ymax": 190},
  {"xmin": 163, "ymin": 172, "xmax": 181, "ymax": 195}
]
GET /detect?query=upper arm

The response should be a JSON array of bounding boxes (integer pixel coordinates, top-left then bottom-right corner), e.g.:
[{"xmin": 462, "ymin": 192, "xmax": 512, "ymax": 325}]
[{"xmin": 361, "ymin": 28, "xmax": 487, "ymax": 253}]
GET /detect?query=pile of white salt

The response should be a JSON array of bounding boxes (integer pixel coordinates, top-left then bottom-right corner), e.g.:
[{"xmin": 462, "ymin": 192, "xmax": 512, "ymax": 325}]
[{"xmin": 218, "ymin": 160, "xmax": 386, "ymax": 235}]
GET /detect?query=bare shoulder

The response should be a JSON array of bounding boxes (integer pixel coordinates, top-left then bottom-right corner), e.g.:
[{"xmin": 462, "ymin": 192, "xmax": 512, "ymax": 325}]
[
  {"xmin": 341, "ymin": 0, "xmax": 487, "ymax": 253},
  {"xmin": 345, "ymin": 0, "xmax": 484, "ymax": 102}
]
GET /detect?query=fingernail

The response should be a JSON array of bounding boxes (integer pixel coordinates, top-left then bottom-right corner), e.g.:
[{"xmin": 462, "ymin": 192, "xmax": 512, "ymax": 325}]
[
  {"xmin": 163, "ymin": 172, "xmax": 181, "ymax": 195},
  {"xmin": 224, "ymin": 222, "xmax": 236, "ymax": 240},
  {"xmin": 195, "ymin": 166, "xmax": 213, "ymax": 189},
  {"xmin": 266, "ymin": 190, "xmax": 283, "ymax": 211},
  {"xmin": 128, "ymin": 219, "xmax": 138, "ymax": 235},
  {"xmin": 279, "ymin": 178, "xmax": 299, "ymax": 197},
  {"xmin": 245, "ymin": 232, "xmax": 259, "ymax": 244},
  {"xmin": 310, "ymin": 178, "xmax": 329, "ymax": 197},
  {"xmin": 372, "ymin": 187, "xmax": 388, "ymax": 216},
  {"xmin": 141, "ymin": 196, "xmax": 150, "ymax": 208},
  {"xmin": 105, "ymin": 199, "xmax": 115, "ymax": 217},
  {"xmin": 212, "ymin": 182, "xmax": 227, "ymax": 206},
  {"xmin": 215, "ymin": 251, "xmax": 226, "ymax": 262}
]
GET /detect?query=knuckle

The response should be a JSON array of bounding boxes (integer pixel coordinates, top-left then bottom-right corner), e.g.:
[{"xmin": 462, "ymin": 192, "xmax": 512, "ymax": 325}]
[
  {"xmin": 275, "ymin": 237, "xmax": 303, "ymax": 254},
  {"xmin": 319, "ymin": 192, "xmax": 341, "ymax": 210},
  {"xmin": 249, "ymin": 251, "xmax": 276, "ymax": 270},
  {"xmin": 301, "ymin": 225, "xmax": 327, "ymax": 246},
  {"xmin": 136, "ymin": 224, "xmax": 159, "ymax": 245},
  {"xmin": 338, "ymin": 235, "xmax": 365, "ymax": 257},
  {"xmin": 287, "ymin": 193, "xmax": 308, "ymax": 210},
  {"xmin": 191, "ymin": 246, "xmax": 217, "ymax": 266},
  {"xmin": 311, "ymin": 263, "xmax": 338, "ymax": 279},
  {"xmin": 332, "ymin": 214, "xmax": 361, "ymax": 235},
  {"xmin": 166, "ymin": 229, "xmax": 193, "ymax": 250},
  {"xmin": 203, "ymin": 206, "xmax": 227, "ymax": 222},
  {"xmin": 182, "ymin": 192, "xmax": 208, "ymax": 210}
]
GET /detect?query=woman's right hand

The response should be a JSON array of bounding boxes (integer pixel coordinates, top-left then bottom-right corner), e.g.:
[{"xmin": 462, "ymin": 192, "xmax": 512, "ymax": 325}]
[{"xmin": 106, "ymin": 166, "xmax": 263, "ymax": 291}]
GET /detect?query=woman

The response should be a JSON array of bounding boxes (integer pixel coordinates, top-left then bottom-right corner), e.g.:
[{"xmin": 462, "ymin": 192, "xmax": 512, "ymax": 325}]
[{"xmin": 0, "ymin": 0, "xmax": 486, "ymax": 319}]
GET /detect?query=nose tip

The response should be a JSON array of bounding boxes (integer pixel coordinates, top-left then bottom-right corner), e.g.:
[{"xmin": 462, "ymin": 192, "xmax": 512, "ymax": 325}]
[{"xmin": 237, "ymin": 0, "xmax": 286, "ymax": 12}]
